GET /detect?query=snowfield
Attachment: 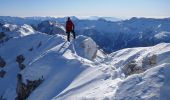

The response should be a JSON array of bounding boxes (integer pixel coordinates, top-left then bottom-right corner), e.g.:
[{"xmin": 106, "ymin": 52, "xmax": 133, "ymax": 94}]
[
  {"xmin": 0, "ymin": 17, "xmax": 170, "ymax": 100},
  {"xmin": 0, "ymin": 31, "xmax": 170, "ymax": 100}
]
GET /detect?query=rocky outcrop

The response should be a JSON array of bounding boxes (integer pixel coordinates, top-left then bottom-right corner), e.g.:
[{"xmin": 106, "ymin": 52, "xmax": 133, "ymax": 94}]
[
  {"xmin": 19, "ymin": 64, "xmax": 26, "ymax": 70},
  {"xmin": 16, "ymin": 55, "xmax": 26, "ymax": 70},
  {"xmin": 16, "ymin": 55, "xmax": 25, "ymax": 64},
  {"xmin": 122, "ymin": 60, "xmax": 143, "ymax": 76},
  {"xmin": 26, "ymin": 77, "xmax": 44, "ymax": 97},
  {"xmin": 16, "ymin": 74, "xmax": 44, "ymax": 100},
  {"xmin": 123, "ymin": 54, "xmax": 157, "ymax": 77},
  {"xmin": 148, "ymin": 54, "xmax": 157, "ymax": 66}
]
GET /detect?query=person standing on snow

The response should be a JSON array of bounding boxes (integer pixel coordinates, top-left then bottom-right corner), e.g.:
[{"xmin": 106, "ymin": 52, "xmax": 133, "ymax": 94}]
[{"xmin": 66, "ymin": 17, "xmax": 76, "ymax": 42}]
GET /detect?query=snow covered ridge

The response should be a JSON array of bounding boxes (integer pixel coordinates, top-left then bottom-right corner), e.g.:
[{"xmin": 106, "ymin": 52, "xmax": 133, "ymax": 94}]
[
  {"xmin": 0, "ymin": 30, "xmax": 170, "ymax": 99},
  {"xmin": 51, "ymin": 43, "xmax": 170, "ymax": 100},
  {"xmin": 0, "ymin": 16, "xmax": 170, "ymax": 100},
  {"xmin": 107, "ymin": 43, "xmax": 170, "ymax": 99},
  {"xmin": 0, "ymin": 32, "xmax": 101, "ymax": 99},
  {"xmin": 35, "ymin": 20, "xmax": 65, "ymax": 35},
  {"xmin": 0, "ymin": 21, "xmax": 65, "ymax": 47},
  {"xmin": 0, "ymin": 23, "xmax": 36, "ymax": 46},
  {"xmin": 0, "ymin": 23, "xmax": 35, "ymax": 37}
]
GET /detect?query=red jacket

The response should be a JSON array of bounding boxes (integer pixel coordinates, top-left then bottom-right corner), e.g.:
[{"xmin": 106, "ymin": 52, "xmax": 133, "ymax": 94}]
[{"xmin": 66, "ymin": 20, "xmax": 74, "ymax": 32}]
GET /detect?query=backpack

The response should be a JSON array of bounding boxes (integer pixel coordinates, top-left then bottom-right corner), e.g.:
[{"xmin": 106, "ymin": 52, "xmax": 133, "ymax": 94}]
[{"xmin": 66, "ymin": 21, "xmax": 73, "ymax": 32}]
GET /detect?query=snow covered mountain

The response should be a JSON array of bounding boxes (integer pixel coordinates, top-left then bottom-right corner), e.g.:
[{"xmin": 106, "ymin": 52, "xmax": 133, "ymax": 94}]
[
  {"xmin": 0, "ymin": 16, "xmax": 170, "ymax": 100},
  {"xmin": 79, "ymin": 16, "xmax": 122, "ymax": 22},
  {"xmin": 1, "ymin": 16, "xmax": 170, "ymax": 53},
  {"xmin": 0, "ymin": 16, "xmax": 79, "ymax": 25},
  {"xmin": 35, "ymin": 20, "xmax": 65, "ymax": 35},
  {"xmin": 74, "ymin": 17, "xmax": 170, "ymax": 53}
]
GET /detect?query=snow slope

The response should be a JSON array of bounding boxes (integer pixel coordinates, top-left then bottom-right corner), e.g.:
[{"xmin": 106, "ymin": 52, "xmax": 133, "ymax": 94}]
[
  {"xmin": 52, "ymin": 43, "xmax": 170, "ymax": 100},
  {"xmin": 0, "ymin": 31, "xmax": 103, "ymax": 100},
  {"xmin": 0, "ymin": 29, "xmax": 170, "ymax": 100},
  {"xmin": 115, "ymin": 63, "xmax": 170, "ymax": 100}
]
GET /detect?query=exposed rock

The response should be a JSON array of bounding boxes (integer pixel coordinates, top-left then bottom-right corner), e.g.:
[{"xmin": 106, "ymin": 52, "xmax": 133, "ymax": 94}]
[
  {"xmin": 122, "ymin": 60, "xmax": 143, "ymax": 77},
  {"xmin": 19, "ymin": 64, "xmax": 26, "ymax": 70},
  {"xmin": 16, "ymin": 74, "xmax": 27, "ymax": 100},
  {"xmin": 148, "ymin": 54, "xmax": 157, "ymax": 66},
  {"xmin": 16, "ymin": 74, "xmax": 44, "ymax": 100},
  {"xmin": 142, "ymin": 54, "xmax": 157, "ymax": 67},
  {"xmin": 0, "ymin": 70, "xmax": 6, "ymax": 78},
  {"xmin": 16, "ymin": 55, "xmax": 26, "ymax": 70},
  {"xmin": 0, "ymin": 57, "xmax": 6, "ymax": 68},
  {"xmin": 26, "ymin": 77, "xmax": 44, "ymax": 97},
  {"xmin": 123, "ymin": 54, "xmax": 157, "ymax": 77},
  {"xmin": 16, "ymin": 55, "xmax": 25, "ymax": 64}
]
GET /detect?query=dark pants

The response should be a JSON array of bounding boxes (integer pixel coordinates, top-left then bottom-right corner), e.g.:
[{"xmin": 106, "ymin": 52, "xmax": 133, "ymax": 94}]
[{"xmin": 66, "ymin": 30, "xmax": 76, "ymax": 42}]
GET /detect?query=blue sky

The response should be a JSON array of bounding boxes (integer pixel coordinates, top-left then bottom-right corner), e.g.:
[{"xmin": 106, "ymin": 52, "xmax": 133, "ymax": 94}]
[{"xmin": 0, "ymin": 0, "xmax": 170, "ymax": 18}]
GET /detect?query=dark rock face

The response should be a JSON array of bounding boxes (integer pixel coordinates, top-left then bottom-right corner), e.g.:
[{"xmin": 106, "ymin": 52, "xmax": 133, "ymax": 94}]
[
  {"xmin": 0, "ymin": 57, "xmax": 6, "ymax": 68},
  {"xmin": 122, "ymin": 60, "xmax": 143, "ymax": 76},
  {"xmin": 19, "ymin": 64, "xmax": 26, "ymax": 70},
  {"xmin": 16, "ymin": 55, "xmax": 25, "ymax": 64},
  {"xmin": 16, "ymin": 74, "xmax": 44, "ymax": 100},
  {"xmin": 148, "ymin": 55, "xmax": 157, "ymax": 66},
  {"xmin": 26, "ymin": 77, "xmax": 44, "ymax": 97},
  {"xmin": 16, "ymin": 74, "xmax": 27, "ymax": 100},
  {"xmin": 16, "ymin": 55, "xmax": 26, "ymax": 70}
]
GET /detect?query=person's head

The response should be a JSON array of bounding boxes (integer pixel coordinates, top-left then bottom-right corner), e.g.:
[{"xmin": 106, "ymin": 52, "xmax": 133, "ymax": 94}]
[{"xmin": 67, "ymin": 17, "xmax": 71, "ymax": 21}]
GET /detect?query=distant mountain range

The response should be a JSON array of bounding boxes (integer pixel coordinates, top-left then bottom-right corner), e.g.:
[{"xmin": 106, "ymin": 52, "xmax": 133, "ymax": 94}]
[
  {"xmin": 0, "ymin": 16, "xmax": 170, "ymax": 53},
  {"xmin": 0, "ymin": 16, "xmax": 170, "ymax": 100}
]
